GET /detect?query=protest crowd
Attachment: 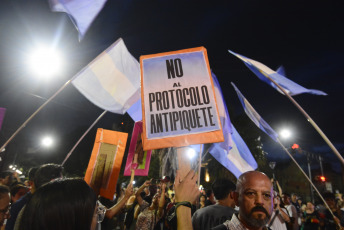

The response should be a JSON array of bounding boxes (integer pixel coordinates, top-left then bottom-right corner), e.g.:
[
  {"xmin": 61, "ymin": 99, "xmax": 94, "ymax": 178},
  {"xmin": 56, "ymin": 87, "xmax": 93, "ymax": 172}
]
[
  {"xmin": 0, "ymin": 1, "xmax": 342, "ymax": 230},
  {"xmin": 0, "ymin": 165, "xmax": 343, "ymax": 230}
]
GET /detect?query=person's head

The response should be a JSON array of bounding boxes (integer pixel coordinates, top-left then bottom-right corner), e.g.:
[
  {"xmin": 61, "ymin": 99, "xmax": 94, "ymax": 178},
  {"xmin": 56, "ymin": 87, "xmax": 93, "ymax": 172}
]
[
  {"xmin": 34, "ymin": 164, "xmax": 63, "ymax": 189},
  {"xmin": 27, "ymin": 167, "xmax": 38, "ymax": 191},
  {"xmin": 200, "ymin": 194, "xmax": 206, "ymax": 203},
  {"xmin": 297, "ymin": 198, "xmax": 302, "ymax": 205},
  {"xmin": 212, "ymin": 178, "xmax": 236, "ymax": 207},
  {"xmin": 149, "ymin": 185, "xmax": 157, "ymax": 197},
  {"xmin": 323, "ymin": 191, "xmax": 336, "ymax": 210},
  {"xmin": 0, "ymin": 185, "xmax": 10, "ymax": 226},
  {"xmin": 10, "ymin": 183, "xmax": 28, "ymax": 203},
  {"xmin": 282, "ymin": 193, "xmax": 291, "ymax": 205},
  {"xmin": 234, "ymin": 171, "xmax": 273, "ymax": 229},
  {"xmin": 273, "ymin": 194, "xmax": 282, "ymax": 208},
  {"xmin": 206, "ymin": 189, "xmax": 214, "ymax": 200},
  {"xmin": 19, "ymin": 178, "xmax": 98, "ymax": 230},
  {"xmin": 291, "ymin": 193, "xmax": 297, "ymax": 203},
  {"xmin": 306, "ymin": 201, "xmax": 314, "ymax": 212},
  {"xmin": 0, "ymin": 171, "xmax": 14, "ymax": 186}
]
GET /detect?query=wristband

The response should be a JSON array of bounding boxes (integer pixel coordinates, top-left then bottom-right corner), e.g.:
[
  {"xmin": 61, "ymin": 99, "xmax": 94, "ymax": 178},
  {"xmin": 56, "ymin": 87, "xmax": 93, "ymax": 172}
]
[{"xmin": 175, "ymin": 201, "xmax": 192, "ymax": 210}]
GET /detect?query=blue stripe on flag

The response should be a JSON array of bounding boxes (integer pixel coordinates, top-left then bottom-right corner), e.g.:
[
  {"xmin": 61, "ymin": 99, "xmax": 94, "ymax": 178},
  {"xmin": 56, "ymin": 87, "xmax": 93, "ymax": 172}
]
[
  {"xmin": 231, "ymin": 82, "xmax": 278, "ymax": 142},
  {"xmin": 72, "ymin": 38, "xmax": 140, "ymax": 114},
  {"xmin": 209, "ymin": 73, "xmax": 257, "ymax": 178},
  {"xmin": 228, "ymin": 50, "xmax": 327, "ymax": 96}
]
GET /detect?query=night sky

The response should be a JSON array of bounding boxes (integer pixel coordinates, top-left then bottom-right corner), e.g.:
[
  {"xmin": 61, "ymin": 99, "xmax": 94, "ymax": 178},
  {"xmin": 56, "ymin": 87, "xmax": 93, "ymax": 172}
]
[{"xmin": 0, "ymin": 0, "xmax": 343, "ymax": 173}]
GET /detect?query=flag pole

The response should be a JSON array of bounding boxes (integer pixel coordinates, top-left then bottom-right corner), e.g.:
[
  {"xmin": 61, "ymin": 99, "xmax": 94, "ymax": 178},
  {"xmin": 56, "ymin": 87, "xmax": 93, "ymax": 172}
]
[
  {"xmin": 130, "ymin": 154, "xmax": 138, "ymax": 184},
  {"xmin": 277, "ymin": 138, "xmax": 339, "ymax": 227},
  {"xmin": 0, "ymin": 79, "xmax": 75, "ymax": 153},
  {"xmin": 197, "ymin": 145, "xmax": 203, "ymax": 187},
  {"xmin": 261, "ymin": 72, "xmax": 344, "ymax": 165},
  {"xmin": 61, "ymin": 110, "xmax": 107, "ymax": 166}
]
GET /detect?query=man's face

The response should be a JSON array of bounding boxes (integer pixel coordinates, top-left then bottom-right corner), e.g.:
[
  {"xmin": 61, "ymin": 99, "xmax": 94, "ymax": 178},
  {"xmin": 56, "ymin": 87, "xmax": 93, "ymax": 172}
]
[
  {"xmin": 0, "ymin": 193, "xmax": 10, "ymax": 226},
  {"xmin": 283, "ymin": 195, "xmax": 291, "ymax": 205},
  {"xmin": 306, "ymin": 202, "xmax": 314, "ymax": 211},
  {"xmin": 235, "ymin": 173, "xmax": 273, "ymax": 229},
  {"xmin": 291, "ymin": 194, "xmax": 297, "ymax": 203}
]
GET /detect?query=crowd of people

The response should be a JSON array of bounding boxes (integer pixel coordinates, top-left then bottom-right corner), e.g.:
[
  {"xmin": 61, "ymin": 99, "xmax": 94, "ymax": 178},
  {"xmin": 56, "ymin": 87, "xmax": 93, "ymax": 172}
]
[{"xmin": 0, "ymin": 164, "xmax": 343, "ymax": 230}]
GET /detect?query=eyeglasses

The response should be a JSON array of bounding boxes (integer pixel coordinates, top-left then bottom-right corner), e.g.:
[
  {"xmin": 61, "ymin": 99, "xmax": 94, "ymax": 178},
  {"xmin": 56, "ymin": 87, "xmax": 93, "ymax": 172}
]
[{"xmin": 96, "ymin": 201, "xmax": 106, "ymax": 223}]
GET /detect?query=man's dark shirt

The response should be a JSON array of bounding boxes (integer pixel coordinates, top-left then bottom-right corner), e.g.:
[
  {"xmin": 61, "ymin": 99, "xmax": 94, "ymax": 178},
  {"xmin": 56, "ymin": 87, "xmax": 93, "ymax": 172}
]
[
  {"xmin": 5, "ymin": 192, "xmax": 31, "ymax": 230},
  {"xmin": 192, "ymin": 204, "xmax": 236, "ymax": 230},
  {"xmin": 291, "ymin": 201, "xmax": 300, "ymax": 214},
  {"xmin": 205, "ymin": 199, "xmax": 214, "ymax": 207}
]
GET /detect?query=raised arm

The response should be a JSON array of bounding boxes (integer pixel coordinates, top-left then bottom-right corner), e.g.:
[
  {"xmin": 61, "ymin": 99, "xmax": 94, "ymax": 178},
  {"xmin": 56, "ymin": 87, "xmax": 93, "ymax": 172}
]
[
  {"xmin": 174, "ymin": 170, "xmax": 199, "ymax": 230},
  {"xmin": 157, "ymin": 182, "xmax": 166, "ymax": 218},
  {"xmin": 105, "ymin": 182, "xmax": 134, "ymax": 219},
  {"xmin": 135, "ymin": 180, "xmax": 151, "ymax": 206}
]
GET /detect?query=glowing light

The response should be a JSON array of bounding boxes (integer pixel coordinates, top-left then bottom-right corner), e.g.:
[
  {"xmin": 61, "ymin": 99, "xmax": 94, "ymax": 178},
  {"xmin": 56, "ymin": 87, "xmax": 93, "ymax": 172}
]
[
  {"xmin": 280, "ymin": 129, "xmax": 291, "ymax": 139},
  {"xmin": 28, "ymin": 47, "xmax": 63, "ymax": 77},
  {"xmin": 132, "ymin": 180, "xmax": 136, "ymax": 185},
  {"xmin": 291, "ymin": 143, "xmax": 299, "ymax": 149},
  {"xmin": 9, "ymin": 165, "xmax": 13, "ymax": 169},
  {"xmin": 42, "ymin": 137, "xmax": 53, "ymax": 147},
  {"xmin": 187, "ymin": 148, "xmax": 196, "ymax": 159},
  {"xmin": 205, "ymin": 168, "xmax": 210, "ymax": 182}
]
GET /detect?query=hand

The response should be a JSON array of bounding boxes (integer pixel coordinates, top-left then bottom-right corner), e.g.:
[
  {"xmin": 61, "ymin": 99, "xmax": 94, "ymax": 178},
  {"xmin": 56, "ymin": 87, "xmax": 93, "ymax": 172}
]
[
  {"xmin": 161, "ymin": 182, "xmax": 167, "ymax": 191},
  {"xmin": 125, "ymin": 183, "xmax": 134, "ymax": 198},
  {"xmin": 143, "ymin": 179, "xmax": 152, "ymax": 187},
  {"xmin": 174, "ymin": 170, "xmax": 199, "ymax": 204}
]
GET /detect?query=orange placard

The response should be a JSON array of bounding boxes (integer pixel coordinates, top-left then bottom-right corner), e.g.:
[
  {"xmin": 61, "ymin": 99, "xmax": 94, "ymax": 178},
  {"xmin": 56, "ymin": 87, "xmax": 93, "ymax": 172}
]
[
  {"xmin": 140, "ymin": 47, "xmax": 224, "ymax": 150},
  {"xmin": 84, "ymin": 128, "xmax": 128, "ymax": 199}
]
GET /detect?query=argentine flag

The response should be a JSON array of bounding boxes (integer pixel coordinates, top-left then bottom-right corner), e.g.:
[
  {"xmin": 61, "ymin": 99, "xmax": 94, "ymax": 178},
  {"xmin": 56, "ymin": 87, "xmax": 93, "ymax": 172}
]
[{"xmin": 229, "ymin": 50, "xmax": 327, "ymax": 96}]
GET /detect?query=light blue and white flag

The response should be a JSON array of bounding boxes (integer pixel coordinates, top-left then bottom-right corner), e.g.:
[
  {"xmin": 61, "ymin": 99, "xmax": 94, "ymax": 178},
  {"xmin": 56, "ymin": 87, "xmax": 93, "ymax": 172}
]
[
  {"xmin": 48, "ymin": 0, "xmax": 107, "ymax": 40},
  {"xmin": 210, "ymin": 123, "xmax": 257, "ymax": 179},
  {"xmin": 231, "ymin": 82, "xmax": 278, "ymax": 142},
  {"xmin": 127, "ymin": 99, "xmax": 142, "ymax": 122},
  {"xmin": 72, "ymin": 38, "xmax": 140, "ymax": 114},
  {"xmin": 209, "ymin": 72, "xmax": 233, "ymax": 155},
  {"xmin": 228, "ymin": 50, "xmax": 327, "ymax": 96},
  {"xmin": 209, "ymin": 73, "xmax": 257, "ymax": 178}
]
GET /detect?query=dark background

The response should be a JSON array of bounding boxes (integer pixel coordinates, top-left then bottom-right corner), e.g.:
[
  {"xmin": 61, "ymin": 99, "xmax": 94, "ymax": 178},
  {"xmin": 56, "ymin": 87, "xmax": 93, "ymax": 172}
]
[{"xmin": 0, "ymin": 0, "xmax": 343, "ymax": 190}]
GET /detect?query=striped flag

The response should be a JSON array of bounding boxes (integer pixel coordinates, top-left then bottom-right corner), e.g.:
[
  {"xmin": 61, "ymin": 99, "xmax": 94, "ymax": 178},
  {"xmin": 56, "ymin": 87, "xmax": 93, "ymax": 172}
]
[
  {"xmin": 211, "ymin": 123, "xmax": 257, "ymax": 179},
  {"xmin": 48, "ymin": 0, "xmax": 107, "ymax": 40},
  {"xmin": 209, "ymin": 73, "xmax": 257, "ymax": 178},
  {"xmin": 72, "ymin": 38, "xmax": 140, "ymax": 114},
  {"xmin": 231, "ymin": 82, "xmax": 278, "ymax": 142},
  {"xmin": 229, "ymin": 50, "xmax": 327, "ymax": 96}
]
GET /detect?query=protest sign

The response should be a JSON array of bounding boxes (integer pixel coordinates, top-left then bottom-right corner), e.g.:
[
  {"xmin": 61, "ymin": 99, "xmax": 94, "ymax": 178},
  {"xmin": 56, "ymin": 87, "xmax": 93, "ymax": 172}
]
[
  {"xmin": 140, "ymin": 47, "xmax": 224, "ymax": 150},
  {"xmin": 84, "ymin": 128, "xmax": 128, "ymax": 199},
  {"xmin": 124, "ymin": 121, "xmax": 152, "ymax": 176}
]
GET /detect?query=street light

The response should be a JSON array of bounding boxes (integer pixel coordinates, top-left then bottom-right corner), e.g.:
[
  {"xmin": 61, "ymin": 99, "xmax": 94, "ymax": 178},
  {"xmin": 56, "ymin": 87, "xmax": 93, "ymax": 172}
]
[
  {"xmin": 28, "ymin": 46, "xmax": 63, "ymax": 77},
  {"xmin": 187, "ymin": 148, "xmax": 196, "ymax": 159},
  {"xmin": 42, "ymin": 136, "xmax": 53, "ymax": 147},
  {"xmin": 280, "ymin": 129, "xmax": 291, "ymax": 139}
]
